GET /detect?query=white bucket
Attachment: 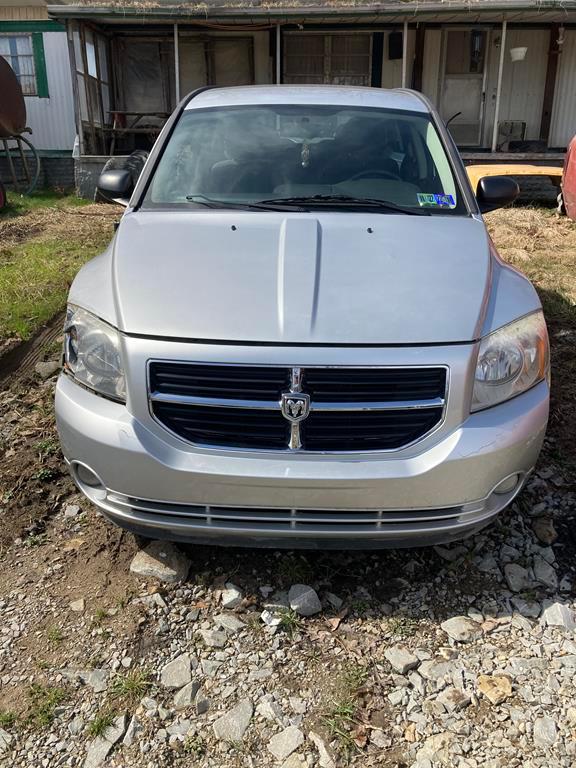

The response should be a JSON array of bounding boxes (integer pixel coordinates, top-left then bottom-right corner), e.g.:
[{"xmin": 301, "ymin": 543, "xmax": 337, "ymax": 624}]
[{"xmin": 510, "ymin": 46, "xmax": 528, "ymax": 62}]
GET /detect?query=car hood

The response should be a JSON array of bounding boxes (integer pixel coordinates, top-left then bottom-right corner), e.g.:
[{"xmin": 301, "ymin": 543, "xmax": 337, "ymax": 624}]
[{"xmin": 112, "ymin": 211, "xmax": 491, "ymax": 344}]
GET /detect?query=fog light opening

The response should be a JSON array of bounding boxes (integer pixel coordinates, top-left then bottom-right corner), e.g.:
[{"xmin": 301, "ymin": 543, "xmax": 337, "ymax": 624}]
[
  {"xmin": 493, "ymin": 473, "xmax": 521, "ymax": 495},
  {"xmin": 72, "ymin": 461, "xmax": 104, "ymax": 490}
]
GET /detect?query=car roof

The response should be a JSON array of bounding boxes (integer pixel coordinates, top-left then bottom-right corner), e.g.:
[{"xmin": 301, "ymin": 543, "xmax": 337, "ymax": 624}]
[{"xmin": 184, "ymin": 85, "xmax": 429, "ymax": 113}]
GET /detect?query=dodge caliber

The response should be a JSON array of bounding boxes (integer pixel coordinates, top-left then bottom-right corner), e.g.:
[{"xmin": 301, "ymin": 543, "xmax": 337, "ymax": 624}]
[{"xmin": 55, "ymin": 86, "xmax": 550, "ymax": 548}]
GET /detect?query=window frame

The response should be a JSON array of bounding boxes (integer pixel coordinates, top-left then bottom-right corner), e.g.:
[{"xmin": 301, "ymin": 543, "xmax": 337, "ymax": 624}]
[{"xmin": 0, "ymin": 31, "xmax": 49, "ymax": 98}]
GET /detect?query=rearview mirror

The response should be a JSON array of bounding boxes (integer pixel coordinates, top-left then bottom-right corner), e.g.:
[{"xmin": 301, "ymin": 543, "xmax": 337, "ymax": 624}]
[
  {"xmin": 476, "ymin": 176, "xmax": 519, "ymax": 214},
  {"xmin": 96, "ymin": 169, "xmax": 133, "ymax": 206}
]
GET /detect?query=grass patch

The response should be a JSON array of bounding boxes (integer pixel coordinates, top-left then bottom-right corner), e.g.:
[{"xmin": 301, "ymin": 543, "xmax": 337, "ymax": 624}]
[
  {"xmin": 87, "ymin": 709, "xmax": 116, "ymax": 739},
  {"xmin": 0, "ymin": 710, "xmax": 16, "ymax": 729},
  {"xmin": 26, "ymin": 684, "xmax": 67, "ymax": 728},
  {"xmin": 46, "ymin": 626, "xmax": 64, "ymax": 647},
  {"xmin": 108, "ymin": 669, "xmax": 152, "ymax": 706},
  {"xmin": 277, "ymin": 554, "xmax": 314, "ymax": 587},
  {"xmin": 277, "ymin": 608, "xmax": 302, "ymax": 636},
  {"xmin": 321, "ymin": 664, "xmax": 369, "ymax": 760},
  {"xmin": 0, "ymin": 236, "xmax": 110, "ymax": 339},
  {"xmin": 3, "ymin": 190, "xmax": 89, "ymax": 217}
]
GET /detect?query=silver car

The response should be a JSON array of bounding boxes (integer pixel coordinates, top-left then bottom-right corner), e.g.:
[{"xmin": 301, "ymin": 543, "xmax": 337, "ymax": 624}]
[{"xmin": 55, "ymin": 86, "xmax": 550, "ymax": 549}]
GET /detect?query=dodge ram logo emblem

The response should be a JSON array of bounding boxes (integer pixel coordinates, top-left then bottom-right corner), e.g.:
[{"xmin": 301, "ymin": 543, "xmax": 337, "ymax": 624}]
[{"xmin": 281, "ymin": 392, "xmax": 310, "ymax": 423}]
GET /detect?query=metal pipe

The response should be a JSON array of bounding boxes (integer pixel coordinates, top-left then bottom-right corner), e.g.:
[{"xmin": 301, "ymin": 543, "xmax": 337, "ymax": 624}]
[
  {"xmin": 276, "ymin": 23, "xmax": 281, "ymax": 84},
  {"xmin": 491, "ymin": 19, "xmax": 507, "ymax": 152},
  {"xmin": 402, "ymin": 20, "xmax": 408, "ymax": 87},
  {"xmin": 174, "ymin": 23, "xmax": 180, "ymax": 102}
]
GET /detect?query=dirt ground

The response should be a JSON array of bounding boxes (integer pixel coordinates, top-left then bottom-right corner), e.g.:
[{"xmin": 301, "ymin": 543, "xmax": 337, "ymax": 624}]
[{"xmin": 0, "ymin": 205, "xmax": 574, "ymax": 767}]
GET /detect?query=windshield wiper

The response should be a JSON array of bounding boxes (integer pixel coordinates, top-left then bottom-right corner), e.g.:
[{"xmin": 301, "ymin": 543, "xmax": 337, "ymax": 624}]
[
  {"xmin": 185, "ymin": 194, "xmax": 305, "ymax": 212},
  {"xmin": 258, "ymin": 194, "xmax": 431, "ymax": 215}
]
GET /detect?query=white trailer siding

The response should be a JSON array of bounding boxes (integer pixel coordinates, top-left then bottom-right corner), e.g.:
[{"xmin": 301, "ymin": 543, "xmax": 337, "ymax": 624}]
[
  {"xmin": 549, "ymin": 29, "xmax": 576, "ymax": 148},
  {"xmin": 23, "ymin": 30, "xmax": 75, "ymax": 150},
  {"xmin": 482, "ymin": 28, "xmax": 549, "ymax": 146}
]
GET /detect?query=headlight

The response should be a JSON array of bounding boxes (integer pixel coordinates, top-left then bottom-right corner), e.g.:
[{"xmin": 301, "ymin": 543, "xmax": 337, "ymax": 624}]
[
  {"xmin": 472, "ymin": 311, "xmax": 549, "ymax": 412},
  {"xmin": 63, "ymin": 305, "xmax": 126, "ymax": 403}
]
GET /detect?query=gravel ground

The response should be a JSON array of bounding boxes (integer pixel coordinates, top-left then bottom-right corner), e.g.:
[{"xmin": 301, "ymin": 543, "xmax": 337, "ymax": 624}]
[{"xmin": 0, "ymin": 207, "xmax": 574, "ymax": 768}]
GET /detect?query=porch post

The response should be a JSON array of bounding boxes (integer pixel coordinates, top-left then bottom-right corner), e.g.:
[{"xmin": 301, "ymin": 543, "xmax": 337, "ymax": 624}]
[
  {"xmin": 174, "ymin": 23, "xmax": 180, "ymax": 103},
  {"xmin": 401, "ymin": 20, "xmax": 408, "ymax": 87},
  {"xmin": 491, "ymin": 19, "xmax": 507, "ymax": 152},
  {"xmin": 276, "ymin": 24, "xmax": 281, "ymax": 84}
]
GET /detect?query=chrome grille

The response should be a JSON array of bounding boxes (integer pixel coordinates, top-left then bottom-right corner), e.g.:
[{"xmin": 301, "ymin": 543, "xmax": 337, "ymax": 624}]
[{"xmin": 148, "ymin": 362, "xmax": 447, "ymax": 452}]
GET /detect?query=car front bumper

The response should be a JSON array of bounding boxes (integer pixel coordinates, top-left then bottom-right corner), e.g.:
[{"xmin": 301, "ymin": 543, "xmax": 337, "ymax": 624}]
[{"xmin": 55, "ymin": 371, "xmax": 549, "ymax": 549}]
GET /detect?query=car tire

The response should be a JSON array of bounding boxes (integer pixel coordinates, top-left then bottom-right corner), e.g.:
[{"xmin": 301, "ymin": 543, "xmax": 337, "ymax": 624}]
[{"xmin": 557, "ymin": 191, "xmax": 566, "ymax": 216}]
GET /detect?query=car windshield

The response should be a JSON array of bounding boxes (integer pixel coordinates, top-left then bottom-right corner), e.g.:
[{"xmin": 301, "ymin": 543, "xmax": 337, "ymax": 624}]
[{"xmin": 143, "ymin": 103, "xmax": 465, "ymax": 214}]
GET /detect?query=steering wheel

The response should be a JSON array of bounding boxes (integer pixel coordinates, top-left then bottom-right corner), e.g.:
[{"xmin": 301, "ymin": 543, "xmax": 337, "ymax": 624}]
[{"xmin": 347, "ymin": 168, "xmax": 400, "ymax": 181}]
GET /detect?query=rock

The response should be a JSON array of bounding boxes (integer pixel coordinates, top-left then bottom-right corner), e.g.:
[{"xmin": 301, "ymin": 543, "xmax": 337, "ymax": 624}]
[
  {"xmin": 511, "ymin": 596, "xmax": 541, "ymax": 618},
  {"xmin": 213, "ymin": 699, "xmax": 253, "ymax": 742},
  {"xmin": 69, "ymin": 598, "xmax": 85, "ymax": 613},
  {"xmin": 281, "ymin": 755, "xmax": 306, "ymax": 768},
  {"xmin": 129, "ymin": 541, "xmax": 190, "ymax": 583},
  {"xmin": 325, "ymin": 592, "xmax": 343, "ymax": 610},
  {"xmin": 533, "ymin": 556, "xmax": 558, "ymax": 590},
  {"xmin": 268, "ymin": 726, "xmax": 304, "ymax": 761},
  {"xmin": 437, "ymin": 686, "xmax": 471, "ymax": 712},
  {"xmin": 196, "ymin": 696, "xmax": 210, "ymax": 715},
  {"xmin": 257, "ymin": 694, "xmax": 285, "ymax": 723},
  {"xmin": 215, "ymin": 613, "xmax": 246, "ymax": 633},
  {"xmin": 384, "ymin": 645, "xmax": 420, "ymax": 675},
  {"xmin": 174, "ymin": 680, "xmax": 200, "ymax": 710},
  {"xmin": 0, "ymin": 729, "xmax": 13, "ymax": 754},
  {"xmin": 200, "ymin": 629, "xmax": 227, "ymax": 648},
  {"xmin": 160, "ymin": 654, "xmax": 192, "ymax": 689},
  {"xmin": 122, "ymin": 715, "xmax": 142, "ymax": 747},
  {"xmin": 541, "ymin": 601, "xmax": 576, "ymax": 629},
  {"xmin": 261, "ymin": 610, "xmax": 282, "ymax": 627},
  {"xmin": 415, "ymin": 732, "xmax": 454, "ymax": 766},
  {"xmin": 532, "ymin": 517, "xmax": 558, "ymax": 545},
  {"xmin": 35, "ymin": 360, "xmax": 60, "ymax": 379},
  {"xmin": 83, "ymin": 714, "xmax": 126, "ymax": 768},
  {"xmin": 477, "ymin": 674, "xmax": 512, "ymax": 705},
  {"xmin": 440, "ymin": 616, "xmax": 482, "ymax": 643},
  {"xmin": 288, "ymin": 584, "xmax": 322, "ymax": 616},
  {"xmin": 533, "ymin": 716, "xmax": 557, "ymax": 747},
  {"xmin": 221, "ymin": 583, "xmax": 243, "ymax": 608},
  {"xmin": 309, "ymin": 731, "xmax": 336, "ymax": 768},
  {"xmin": 64, "ymin": 504, "xmax": 81, "ymax": 518},
  {"xmin": 504, "ymin": 563, "xmax": 530, "ymax": 593},
  {"xmin": 85, "ymin": 669, "xmax": 108, "ymax": 694},
  {"xmin": 69, "ymin": 716, "xmax": 83, "ymax": 736}
]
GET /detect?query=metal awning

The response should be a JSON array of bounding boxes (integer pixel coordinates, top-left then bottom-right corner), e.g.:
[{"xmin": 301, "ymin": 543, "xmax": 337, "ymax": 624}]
[{"xmin": 47, "ymin": 0, "xmax": 576, "ymax": 24}]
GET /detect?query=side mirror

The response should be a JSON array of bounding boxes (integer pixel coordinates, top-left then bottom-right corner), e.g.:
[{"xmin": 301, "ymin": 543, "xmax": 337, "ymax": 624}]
[
  {"xmin": 476, "ymin": 175, "xmax": 519, "ymax": 214},
  {"xmin": 96, "ymin": 169, "xmax": 133, "ymax": 206}
]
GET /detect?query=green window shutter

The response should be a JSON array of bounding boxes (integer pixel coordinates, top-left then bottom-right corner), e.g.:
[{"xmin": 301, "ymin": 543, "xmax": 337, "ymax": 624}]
[{"xmin": 32, "ymin": 32, "xmax": 49, "ymax": 98}]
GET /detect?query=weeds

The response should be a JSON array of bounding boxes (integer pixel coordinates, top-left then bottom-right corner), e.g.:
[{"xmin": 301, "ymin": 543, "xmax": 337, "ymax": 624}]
[
  {"xmin": 184, "ymin": 733, "xmax": 206, "ymax": 757},
  {"xmin": 109, "ymin": 668, "xmax": 152, "ymax": 706},
  {"xmin": 35, "ymin": 438, "xmax": 59, "ymax": 461},
  {"xmin": 387, "ymin": 615, "xmax": 420, "ymax": 638},
  {"xmin": 26, "ymin": 684, "xmax": 66, "ymax": 728},
  {"xmin": 321, "ymin": 664, "xmax": 369, "ymax": 759},
  {"xmin": 23, "ymin": 533, "xmax": 47, "ymax": 547},
  {"xmin": 277, "ymin": 608, "xmax": 302, "ymax": 636},
  {"xmin": 0, "ymin": 711, "xmax": 16, "ymax": 728},
  {"xmin": 92, "ymin": 608, "xmax": 109, "ymax": 627},
  {"xmin": 46, "ymin": 626, "xmax": 64, "ymax": 647},
  {"xmin": 277, "ymin": 554, "xmax": 314, "ymax": 586},
  {"xmin": 87, "ymin": 710, "xmax": 116, "ymax": 739}
]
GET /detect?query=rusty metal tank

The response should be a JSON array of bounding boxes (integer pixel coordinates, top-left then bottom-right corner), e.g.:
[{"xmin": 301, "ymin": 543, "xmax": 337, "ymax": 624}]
[{"xmin": 0, "ymin": 55, "xmax": 27, "ymax": 138}]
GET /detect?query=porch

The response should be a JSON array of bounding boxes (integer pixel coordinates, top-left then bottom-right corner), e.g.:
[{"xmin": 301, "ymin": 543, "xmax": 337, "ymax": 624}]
[{"xmin": 47, "ymin": 0, "xmax": 576, "ymax": 194}]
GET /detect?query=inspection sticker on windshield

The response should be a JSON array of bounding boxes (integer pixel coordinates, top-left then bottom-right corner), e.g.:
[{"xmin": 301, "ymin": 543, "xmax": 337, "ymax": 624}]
[{"xmin": 417, "ymin": 193, "xmax": 455, "ymax": 208}]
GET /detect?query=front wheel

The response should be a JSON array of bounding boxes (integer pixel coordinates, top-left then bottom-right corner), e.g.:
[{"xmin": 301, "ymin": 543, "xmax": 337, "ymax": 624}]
[{"xmin": 557, "ymin": 191, "xmax": 566, "ymax": 216}]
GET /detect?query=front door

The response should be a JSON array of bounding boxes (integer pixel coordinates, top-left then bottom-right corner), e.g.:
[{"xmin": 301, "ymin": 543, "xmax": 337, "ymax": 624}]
[{"xmin": 440, "ymin": 29, "xmax": 488, "ymax": 146}]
